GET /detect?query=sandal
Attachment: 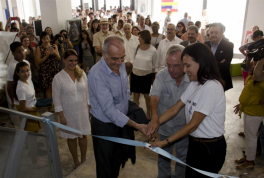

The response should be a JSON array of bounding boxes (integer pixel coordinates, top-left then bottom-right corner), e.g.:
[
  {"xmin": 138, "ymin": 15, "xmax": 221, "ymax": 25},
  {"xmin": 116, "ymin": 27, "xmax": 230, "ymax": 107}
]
[
  {"xmin": 236, "ymin": 161, "xmax": 254, "ymax": 169},
  {"xmin": 238, "ymin": 132, "xmax": 245, "ymax": 137},
  {"xmin": 235, "ymin": 157, "xmax": 246, "ymax": 164}
]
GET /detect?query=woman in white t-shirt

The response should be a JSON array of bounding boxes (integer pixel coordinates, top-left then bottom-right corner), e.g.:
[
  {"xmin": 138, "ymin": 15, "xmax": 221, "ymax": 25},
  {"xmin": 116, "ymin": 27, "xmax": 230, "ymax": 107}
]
[
  {"xmin": 130, "ymin": 30, "xmax": 157, "ymax": 120},
  {"xmin": 245, "ymin": 25, "xmax": 259, "ymax": 44},
  {"xmin": 150, "ymin": 43, "xmax": 226, "ymax": 177},
  {"xmin": 13, "ymin": 61, "xmax": 47, "ymax": 168}
]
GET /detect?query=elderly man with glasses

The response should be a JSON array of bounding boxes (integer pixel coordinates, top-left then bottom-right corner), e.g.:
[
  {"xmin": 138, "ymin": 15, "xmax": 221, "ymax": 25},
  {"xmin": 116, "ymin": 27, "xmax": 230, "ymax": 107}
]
[
  {"xmin": 148, "ymin": 44, "xmax": 189, "ymax": 178},
  {"xmin": 155, "ymin": 23, "xmax": 183, "ymax": 72}
]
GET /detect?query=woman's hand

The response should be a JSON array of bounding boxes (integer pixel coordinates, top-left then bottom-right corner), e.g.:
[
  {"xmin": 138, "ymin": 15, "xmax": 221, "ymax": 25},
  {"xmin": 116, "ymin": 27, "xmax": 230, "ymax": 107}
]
[
  {"xmin": 233, "ymin": 104, "xmax": 240, "ymax": 114},
  {"xmin": 60, "ymin": 117, "xmax": 67, "ymax": 125},
  {"xmin": 149, "ymin": 140, "xmax": 167, "ymax": 149}
]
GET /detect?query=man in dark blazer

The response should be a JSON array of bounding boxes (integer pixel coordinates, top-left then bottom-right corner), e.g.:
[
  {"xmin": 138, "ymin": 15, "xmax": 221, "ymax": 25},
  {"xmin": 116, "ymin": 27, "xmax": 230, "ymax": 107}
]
[
  {"xmin": 205, "ymin": 23, "xmax": 234, "ymax": 91},
  {"xmin": 180, "ymin": 25, "xmax": 201, "ymax": 47}
]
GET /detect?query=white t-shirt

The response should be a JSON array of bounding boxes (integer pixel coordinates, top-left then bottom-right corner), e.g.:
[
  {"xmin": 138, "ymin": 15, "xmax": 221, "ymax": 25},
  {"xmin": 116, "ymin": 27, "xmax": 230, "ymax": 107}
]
[
  {"xmin": 16, "ymin": 80, "xmax": 36, "ymax": 108},
  {"xmin": 7, "ymin": 59, "xmax": 33, "ymax": 105},
  {"xmin": 246, "ymin": 33, "xmax": 254, "ymax": 43},
  {"xmin": 133, "ymin": 45, "xmax": 157, "ymax": 76},
  {"xmin": 180, "ymin": 80, "xmax": 226, "ymax": 138}
]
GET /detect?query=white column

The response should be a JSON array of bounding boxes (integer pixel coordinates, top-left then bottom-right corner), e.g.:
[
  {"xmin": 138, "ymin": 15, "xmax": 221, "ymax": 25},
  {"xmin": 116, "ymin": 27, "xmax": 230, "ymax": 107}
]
[
  {"xmin": 0, "ymin": 1, "xmax": 6, "ymax": 26},
  {"xmin": 16, "ymin": 0, "xmax": 25, "ymax": 20},
  {"xmin": 39, "ymin": 0, "xmax": 72, "ymax": 34}
]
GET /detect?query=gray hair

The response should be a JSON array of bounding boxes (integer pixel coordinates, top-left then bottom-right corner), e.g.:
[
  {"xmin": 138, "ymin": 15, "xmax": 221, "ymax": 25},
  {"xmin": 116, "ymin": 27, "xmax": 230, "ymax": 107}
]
[
  {"xmin": 167, "ymin": 23, "xmax": 176, "ymax": 29},
  {"xmin": 102, "ymin": 35, "xmax": 124, "ymax": 57},
  {"xmin": 187, "ymin": 25, "xmax": 198, "ymax": 34},
  {"xmin": 123, "ymin": 23, "xmax": 132, "ymax": 29},
  {"xmin": 166, "ymin": 44, "xmax": 185, "ymax": 58}
]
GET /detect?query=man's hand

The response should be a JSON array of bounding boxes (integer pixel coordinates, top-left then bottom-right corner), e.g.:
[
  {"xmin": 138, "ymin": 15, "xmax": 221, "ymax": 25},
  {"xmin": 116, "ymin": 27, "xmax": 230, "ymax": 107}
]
[
  {"xmin": 137, "ymin": 124, "xmax": 148, "ymax": 137},
  {"xmin": 146, "ymin": 114, "xmax": 159, "ymax": 137},
  {"xmin": 220, "ymin": 59, "xmax": 226, "ymax": 63}
]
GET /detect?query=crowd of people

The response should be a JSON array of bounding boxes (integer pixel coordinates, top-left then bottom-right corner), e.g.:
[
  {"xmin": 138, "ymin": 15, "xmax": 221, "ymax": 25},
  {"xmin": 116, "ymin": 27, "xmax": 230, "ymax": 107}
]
[{"xmin": 2, "ymin": 5, "xmax": 264, "ymax": 178}]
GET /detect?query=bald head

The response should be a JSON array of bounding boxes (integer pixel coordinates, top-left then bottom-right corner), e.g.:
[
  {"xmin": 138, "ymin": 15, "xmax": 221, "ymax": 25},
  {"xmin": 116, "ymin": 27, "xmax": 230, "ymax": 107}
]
[{"xmin": 102, "ymin": 36, "xmax": 125, "ymax": 74}]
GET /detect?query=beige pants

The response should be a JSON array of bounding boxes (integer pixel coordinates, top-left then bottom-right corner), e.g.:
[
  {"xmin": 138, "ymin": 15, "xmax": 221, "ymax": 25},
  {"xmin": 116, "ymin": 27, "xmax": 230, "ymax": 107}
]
[{"xmin": 244, "ymin": 113, "xmax": 264, "ymax": 160}]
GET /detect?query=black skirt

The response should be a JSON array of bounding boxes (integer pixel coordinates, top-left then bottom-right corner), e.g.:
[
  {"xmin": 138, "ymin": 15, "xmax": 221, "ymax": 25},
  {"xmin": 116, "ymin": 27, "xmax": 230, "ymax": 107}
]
[{"xmin": 130, "ymin": 72, "xmax": 152, "ymax": 94}]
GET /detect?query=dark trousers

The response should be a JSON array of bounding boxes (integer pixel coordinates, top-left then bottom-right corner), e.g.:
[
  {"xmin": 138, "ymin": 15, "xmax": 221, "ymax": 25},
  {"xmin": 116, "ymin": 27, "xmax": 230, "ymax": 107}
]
[
  {"xmin": 185, "ymin": 136, "xmax": 227, "ymax": 178},
  {"xmin": 91, "ymin": 116, "xmax": 122, "ymax": 178}
]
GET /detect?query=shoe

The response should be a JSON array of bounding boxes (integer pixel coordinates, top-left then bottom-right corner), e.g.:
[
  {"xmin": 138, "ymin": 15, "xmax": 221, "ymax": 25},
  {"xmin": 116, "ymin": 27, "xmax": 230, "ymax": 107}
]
[
  {"xmin": 236, "ymin": 161, "xmax": 254, "ymax": 169},
  {"xmin": 235, "ymin": 157, "xmax": 246, "ymax": 164}
]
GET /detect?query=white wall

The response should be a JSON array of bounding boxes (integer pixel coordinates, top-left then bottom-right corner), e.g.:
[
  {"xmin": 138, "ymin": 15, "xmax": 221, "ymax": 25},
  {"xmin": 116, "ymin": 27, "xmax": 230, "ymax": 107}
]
[
  {"xmin": 0, "ymin": 0, "xmax": 6, "ymax": 27},
  {"xmin": 242, "ymin": 0, "xmax": 264, "ymax": 44}
]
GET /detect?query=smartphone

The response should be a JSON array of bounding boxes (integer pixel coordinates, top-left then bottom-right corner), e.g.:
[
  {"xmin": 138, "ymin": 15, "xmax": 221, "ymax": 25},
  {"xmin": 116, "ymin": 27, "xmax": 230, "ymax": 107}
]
[
  {"xmin": 47, "ymin": 45, "xmax": 53, "ymax": 53},
  {"xmin": 10, "ymin": 17, "xmax": 17, "ymax": 21}
]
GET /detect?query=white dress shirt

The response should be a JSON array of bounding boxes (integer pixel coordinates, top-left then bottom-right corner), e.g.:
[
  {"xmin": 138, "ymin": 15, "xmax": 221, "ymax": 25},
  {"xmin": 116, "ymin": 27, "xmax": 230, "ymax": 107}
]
[
  {"xmin": 155, "ymin": 36, "xmax": 183, "ymax": 72},
  {"xmin": 138, "ymin": 24, "xmax": 153, "ymax": 34},
  {"xmin": 123, "ymin": 35, "xmax": 139, "ymax": 64}
]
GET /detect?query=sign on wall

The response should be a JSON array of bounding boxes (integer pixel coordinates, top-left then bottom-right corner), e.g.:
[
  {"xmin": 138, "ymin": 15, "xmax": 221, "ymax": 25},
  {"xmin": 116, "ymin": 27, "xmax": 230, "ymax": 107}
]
[{"xmin": 161, "ymin": 0, "xmax": 178, "ymax": 13}]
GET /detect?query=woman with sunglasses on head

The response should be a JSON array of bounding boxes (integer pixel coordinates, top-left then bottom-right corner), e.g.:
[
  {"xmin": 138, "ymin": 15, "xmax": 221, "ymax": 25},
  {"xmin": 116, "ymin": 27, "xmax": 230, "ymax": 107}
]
[
  {"xmin": 78, "ymin": 30, "xmax": 95, "ymax": 73},
  {"xmin": 150, "ymin": 43, "xmax": 227, "ymax": 178},
  {"xmin": 176, "ymin": 22, "xmax": 186, "ymax": 39}
]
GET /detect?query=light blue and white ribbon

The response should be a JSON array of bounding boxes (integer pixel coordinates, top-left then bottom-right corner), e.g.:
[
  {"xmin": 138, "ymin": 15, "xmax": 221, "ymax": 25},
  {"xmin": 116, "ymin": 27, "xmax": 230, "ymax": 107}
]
[{"xmin": 43, "ymin": 118, "xmax": 238, "ymax": 178}]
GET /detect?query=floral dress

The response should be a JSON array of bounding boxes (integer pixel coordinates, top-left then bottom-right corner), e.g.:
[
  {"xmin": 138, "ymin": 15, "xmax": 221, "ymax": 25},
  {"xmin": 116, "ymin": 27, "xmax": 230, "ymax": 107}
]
[{"xmin": 38, "ymin": 45, "xmax": 60, "ymax": 89}]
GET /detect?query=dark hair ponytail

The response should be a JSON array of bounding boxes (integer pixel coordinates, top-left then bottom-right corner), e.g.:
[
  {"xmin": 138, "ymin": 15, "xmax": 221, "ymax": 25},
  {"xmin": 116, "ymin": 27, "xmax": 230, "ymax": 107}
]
[{"xmin": 13, "ymin": 62, "xmax": 30, "ymax": 101}]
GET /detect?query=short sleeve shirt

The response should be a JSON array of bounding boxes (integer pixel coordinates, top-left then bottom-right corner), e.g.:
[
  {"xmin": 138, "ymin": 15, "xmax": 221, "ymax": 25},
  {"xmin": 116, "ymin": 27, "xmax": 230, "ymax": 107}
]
[
  {"xmin": 150, "ymin": 69, "xmax": 190, "ymax": 136},
  {"xmin": 16, "ymin": 80, "xmax": 36, "ymax": 107},
  {"xmin": 180, "ymin": 80, "xmax": 226, "ymax": 138}
]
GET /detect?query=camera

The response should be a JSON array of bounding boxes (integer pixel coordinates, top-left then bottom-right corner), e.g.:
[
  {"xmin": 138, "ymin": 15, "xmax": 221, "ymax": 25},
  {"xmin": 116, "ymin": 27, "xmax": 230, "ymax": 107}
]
[
  {"xmin": 63, "ymin": 34, "xmax": 68, "ymax": 39},
  {"xmin": 58, "ymin": 37, "xmax": 64, "ymax": 44},
  {"xmin": 247, "ymin": 39, "xmax": 264, "ymax": 61}
]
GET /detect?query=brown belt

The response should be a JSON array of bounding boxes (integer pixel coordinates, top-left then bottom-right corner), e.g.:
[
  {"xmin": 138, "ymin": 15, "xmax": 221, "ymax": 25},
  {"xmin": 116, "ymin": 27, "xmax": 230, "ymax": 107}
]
[{"xmin": 191, "ymin": 135, "xmax": 223, "ymax": 143}]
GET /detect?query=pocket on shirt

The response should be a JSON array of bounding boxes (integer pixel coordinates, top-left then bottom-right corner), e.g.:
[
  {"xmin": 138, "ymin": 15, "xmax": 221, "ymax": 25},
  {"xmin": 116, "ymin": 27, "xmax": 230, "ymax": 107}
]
[
  {"xmin": 111, "ymin": 90, "xmax": 121, "ymax": 104},
  {"xmin": 160, "ymin": 93, "xmax": 172, "ymax": 106}
]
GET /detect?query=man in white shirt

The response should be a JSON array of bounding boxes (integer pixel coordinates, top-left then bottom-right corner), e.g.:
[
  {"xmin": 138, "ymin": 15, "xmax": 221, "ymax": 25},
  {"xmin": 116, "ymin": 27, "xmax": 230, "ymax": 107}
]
[
  {"xmin": 6, "ymin": 42, "xmax": 31, "ymax": 107},
  {"xmin": 112, "ymin": 14, "xmax": 118, "ymax": 29},
  {"xmin": 162, "ymin": 10, "xmax": 172, "ymax": 36},
  {"xmin": 123, "ymin": 23, "xmax": 139, "ymax": 75},
  {"xmin": 138, "ymin": 16, "xmax": 152, "ymax": 34},
  {"xmin": 178, "ymin": 12, "xmax": 190, "ymax": 28},
  {"xmin": 180, "ymin": 25, "xmax": 201, "ymax": 47},
  {"xmin": 155, "ymin": 23, "xmax": 183, "ymax": 72}
]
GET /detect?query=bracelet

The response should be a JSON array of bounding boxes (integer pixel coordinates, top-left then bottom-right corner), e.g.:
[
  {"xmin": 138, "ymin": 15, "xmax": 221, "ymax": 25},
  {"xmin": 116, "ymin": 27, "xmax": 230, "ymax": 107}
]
[{"xmin": 166, "ymin": 138, "xmax": 170, "ymax": 145}]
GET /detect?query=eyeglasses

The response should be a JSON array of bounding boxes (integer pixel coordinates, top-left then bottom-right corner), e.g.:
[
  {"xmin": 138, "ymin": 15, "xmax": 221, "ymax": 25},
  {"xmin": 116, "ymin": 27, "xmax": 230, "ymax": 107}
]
[
  {"xmin": 167, "ymin": 64, "xmax": 181, "ymax": 70},
  {"xmin": 167, "ymin": 28, "xmax": 175, "ymax": 31},
  {"xmin": 177, "ymin": 26, "xmax": 183, "ymax": 28}
]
